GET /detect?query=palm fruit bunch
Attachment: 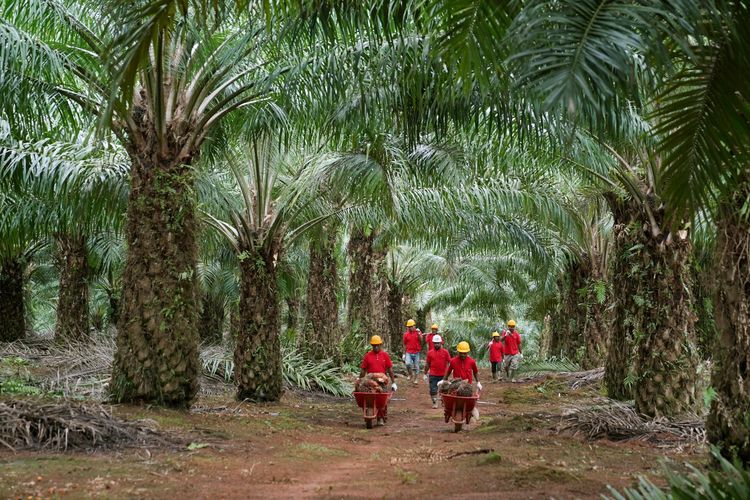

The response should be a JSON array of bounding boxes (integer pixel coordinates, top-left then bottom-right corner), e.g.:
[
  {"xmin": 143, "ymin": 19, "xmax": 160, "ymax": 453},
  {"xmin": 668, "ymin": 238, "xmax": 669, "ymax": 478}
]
[
  {"xmin": 355, "ymin": 373, "xmax": 390, "ymax": 393},
  {"xmin": 439, "ymin": 378, "xmax": 475, "ymax": 396}
]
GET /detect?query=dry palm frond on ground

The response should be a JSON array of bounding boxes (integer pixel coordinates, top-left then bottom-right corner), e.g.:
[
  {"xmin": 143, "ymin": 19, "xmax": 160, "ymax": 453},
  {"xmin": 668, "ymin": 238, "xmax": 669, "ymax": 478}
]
[
  {"xmin": 0, "ymin": 399, "xmax": 177, "ymax": 452},
  {"xmin": 554, "ymin": 367, "xmax": 605, "ymax": 389},
  {"xmin": 557, "ymin": 399, "xmax": 705, "ymax": 446},
  {"xmin": 0, "ymin": 337, "xmax": 351, "ymax": 399}
]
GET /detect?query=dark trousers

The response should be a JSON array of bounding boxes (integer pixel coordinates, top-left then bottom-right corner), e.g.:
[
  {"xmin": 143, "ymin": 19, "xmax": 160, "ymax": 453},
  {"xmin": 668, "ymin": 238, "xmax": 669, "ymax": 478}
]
[
  {"xmin": 491, "ymin": 361, "xmax": 500, "ymax": 375},
  {"xmin": 429, "ymin": 375, "xmax": 443, "ymax": 396}
]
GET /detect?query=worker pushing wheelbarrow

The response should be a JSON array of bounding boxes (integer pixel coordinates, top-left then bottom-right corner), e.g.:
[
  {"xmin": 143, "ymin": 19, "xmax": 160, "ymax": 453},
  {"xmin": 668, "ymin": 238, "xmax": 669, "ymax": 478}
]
[
  {"xmin": 437, "ymin": 341, "xmax": 482, "ymax": 432},
  {"xmin": 355, "ymin": 335, "xmax": 397, "ymax": 429}
]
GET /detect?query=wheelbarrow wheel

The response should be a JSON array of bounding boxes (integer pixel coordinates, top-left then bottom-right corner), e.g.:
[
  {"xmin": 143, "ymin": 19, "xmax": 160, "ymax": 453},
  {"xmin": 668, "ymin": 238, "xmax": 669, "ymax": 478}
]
[
  {"xmin": 454, "ymin": 422, "xmax": 463, "ymax": 432},
  {"xmin": 364, "ymin": 407, "xmax": 375, "ymax": 429}
]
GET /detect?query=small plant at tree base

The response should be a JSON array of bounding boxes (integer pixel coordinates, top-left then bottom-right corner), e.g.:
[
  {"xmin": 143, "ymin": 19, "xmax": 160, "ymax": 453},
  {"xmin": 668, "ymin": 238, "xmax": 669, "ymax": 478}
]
[{"xmin": 607, "ymin": 449, "xmax": 750, "ymax": 499}]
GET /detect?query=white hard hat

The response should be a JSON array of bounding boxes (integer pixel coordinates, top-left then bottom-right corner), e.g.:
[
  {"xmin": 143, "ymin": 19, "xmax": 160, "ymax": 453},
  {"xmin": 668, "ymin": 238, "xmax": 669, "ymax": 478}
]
[{"xmin": 432, "ymin": 334, "xmax": 442, "ymax": 343}]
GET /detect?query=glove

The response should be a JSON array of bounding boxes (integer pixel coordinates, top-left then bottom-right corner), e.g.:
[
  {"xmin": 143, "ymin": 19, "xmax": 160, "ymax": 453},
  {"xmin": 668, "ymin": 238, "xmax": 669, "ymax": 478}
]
[
  {"xmin": 477, "ymin": 382, "xmax": 483, "ymax": 391},
  {"xmin": 391, "ymin": 383, "xmax": 398, "ymax": 392},
  {"xmin": 436, "ymin": 380, "xmax": 445, "ymax": 387},
  {"xmin": 423, "ymin": 374, "xmax": 428, "ymax": 381},
  {"xmin": 402, "ymin": 354, "xmax": 406, "ymax": 362}
]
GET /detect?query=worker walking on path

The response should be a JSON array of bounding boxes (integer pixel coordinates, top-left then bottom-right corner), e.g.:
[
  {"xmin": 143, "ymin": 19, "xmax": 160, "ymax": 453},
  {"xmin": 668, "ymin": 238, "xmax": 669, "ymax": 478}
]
[
  {"xmin": 425, "ymin": 324, "xmax": 441, "ymax": 348},
  {"xmin": 359, "ymin": 335, "xmax": 397, "ymax": 425},
  {"xmin": 440, "ymin": 341, "xmax": 482, "ymax": 420},
  {"xmin": 501, "ymin": 321, "xmax": 523, "ymax": 382},
  {"xmin": 487, "ymin": 331, "xmax": 505, "ymax": 382},
  {"xmin": 423, "ymin": 335, "xmax": 450, "ymax": 408},
  {"xmin": 402, "ymin": 319, "xmax": 423, "ymax": 385}
]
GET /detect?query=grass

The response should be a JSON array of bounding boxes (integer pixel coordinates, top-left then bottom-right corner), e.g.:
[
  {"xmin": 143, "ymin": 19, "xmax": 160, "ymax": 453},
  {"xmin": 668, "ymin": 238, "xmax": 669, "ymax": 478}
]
[
  {"xmin": 478, "ymin": 452, "xmax": 504, "ymax": 465},
  {"xmin": 292, "ymin": 443, "xmax": 347, "ymax": 457},
  {"xmin": 396, "ymin": 468, "xmax": 418, "ymax": 485}
]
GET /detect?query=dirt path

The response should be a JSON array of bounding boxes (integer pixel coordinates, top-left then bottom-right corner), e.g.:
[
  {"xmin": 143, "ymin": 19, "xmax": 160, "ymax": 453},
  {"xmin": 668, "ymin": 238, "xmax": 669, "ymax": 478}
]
[{"xmin": 0, "ymin": 370, "xmax": 705, "ymax": 499}]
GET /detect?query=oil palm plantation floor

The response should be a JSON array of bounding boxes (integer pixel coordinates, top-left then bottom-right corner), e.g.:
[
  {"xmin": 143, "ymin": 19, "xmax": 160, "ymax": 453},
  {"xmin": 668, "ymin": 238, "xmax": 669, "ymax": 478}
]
[{"xmin": 0, "ymin": 371, "xmax": 705, "ymax": 499}]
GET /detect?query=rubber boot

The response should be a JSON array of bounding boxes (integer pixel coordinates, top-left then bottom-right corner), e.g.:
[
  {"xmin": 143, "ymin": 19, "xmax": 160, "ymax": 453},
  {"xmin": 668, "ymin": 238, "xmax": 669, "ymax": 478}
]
[{"xmin": 471, "ymin": 407, "xmax": 480, "ymax": 422}]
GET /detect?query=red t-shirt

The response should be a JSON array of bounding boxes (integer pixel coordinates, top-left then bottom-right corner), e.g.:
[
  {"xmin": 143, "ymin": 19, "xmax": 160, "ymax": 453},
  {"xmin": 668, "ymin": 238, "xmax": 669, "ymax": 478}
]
[
  {"xmin": 403, "ymin": 330, "xmax": 422, "ymax": 354},
  {"xmin": 488, "ymin": 340, "xmax": 504, "ymax": 362},
  {"xmin": 360, "ymin": 350, "xmax": 393, "ymax": 374},
  {"xmin": 449, "ymin": 356, "xmax": 478, "ymax": 383},
  {"xmin": 425, "ymin": 333, "xmax": 437, "ymax": 347},
  {"xmin": 425, "ymin": 347, "xmax": 451, "ymax": 376},
  {"xmin": 502, "ymin": 331, "xmax": 522, "ymax": 355}
]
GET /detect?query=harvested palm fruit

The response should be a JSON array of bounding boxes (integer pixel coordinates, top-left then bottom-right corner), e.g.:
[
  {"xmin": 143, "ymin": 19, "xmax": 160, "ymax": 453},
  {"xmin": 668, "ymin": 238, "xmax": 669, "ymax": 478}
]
[
  {"xmin": 440, "ymin": 379, "xmax": 475, "ymax": 396},
  {"xmin": 456, "ymin": 382, "xmax": 474, "ymax": 397},
  {"xmin": 355, "ymin": 373, "xmax": 389, "ymax": 393}
]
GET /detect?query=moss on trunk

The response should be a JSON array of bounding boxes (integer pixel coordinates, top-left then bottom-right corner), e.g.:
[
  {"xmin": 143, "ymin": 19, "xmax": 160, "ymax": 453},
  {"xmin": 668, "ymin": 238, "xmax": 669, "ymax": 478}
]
[
  {"xmin": 0, "ymin": 258, "xmax": 25, "ymax": 342},
  {"xmin": 235, "ymin": 245, "xmax": 283, "ymax": 402},
  {"xmin": 707, "ymin": 190, "xmax": 750, "ymax": 464},
  {"xmin": 55, "ymin": 233, "xmax": 90, "ymax": 342},
  {"xmin": 111, "ymin": 151, "xmax": 200, "ymax": 407}
]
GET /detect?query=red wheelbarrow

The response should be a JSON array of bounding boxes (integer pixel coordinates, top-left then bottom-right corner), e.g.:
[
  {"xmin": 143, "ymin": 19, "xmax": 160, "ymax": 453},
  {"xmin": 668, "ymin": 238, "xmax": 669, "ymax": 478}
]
[
  {"xmin": 353, "ymin": 391, "xmax": 393, "ymax": 429},
  {"xmin": 441, "ymin": 393, "xmax": 480, "ymax": 432}
]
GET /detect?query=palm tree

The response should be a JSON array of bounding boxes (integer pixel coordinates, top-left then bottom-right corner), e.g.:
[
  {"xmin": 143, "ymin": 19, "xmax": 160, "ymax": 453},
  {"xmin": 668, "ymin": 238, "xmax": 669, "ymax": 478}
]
[
  {"xmin": 506, "ymin": 0, "xmax": 749, "ymax": 456},
  {"xmin": 203, "ymin": 135, "xmax": 355, "ymax": 401},
  {"xmin": 3, "ymin": 1, "xmax": 297, "ymax": 405},
  {"xmin": 0, "ymin": 131, "xmax": 129, "ymax": 342}
]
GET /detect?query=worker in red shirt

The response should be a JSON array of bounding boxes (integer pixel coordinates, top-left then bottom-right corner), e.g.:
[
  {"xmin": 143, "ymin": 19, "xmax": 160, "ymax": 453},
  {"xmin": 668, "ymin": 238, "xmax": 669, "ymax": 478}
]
[
  {"xmin": 487, "ymin": 331, "xmax": 504, "ymax": 382},
  {"xmin": 424, "ymin": 323, "xmax": 440, "ymax": 348},
  {"xmin": 441, "ymin": 341, "xmax": 481, "ymax": 389},
  {"xmin": 359, "ymin": 335, "xmax": 397, "ymax": 425},
  {"xmin": 439, "ymin": 341, "xmax": 482, "ymax": 420},
  {"xmin": 423, "ymin": 334, "xmax": 450, "ymax": 408},
  {"xmin": 501, "ymin": 320, "xmax": 523, "ymax": 382},
  {"xmin": 402, "ymin": 319, "xmax": 423, "ymax": 385}
]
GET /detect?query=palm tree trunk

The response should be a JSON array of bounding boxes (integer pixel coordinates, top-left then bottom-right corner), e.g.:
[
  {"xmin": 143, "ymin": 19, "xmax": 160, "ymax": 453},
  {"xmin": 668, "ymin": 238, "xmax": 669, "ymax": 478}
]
[
  {"xmin": 111, "ymin": 154, "xmax": 200, "ymax": 406},
  {"xmin": 371, "ymin": 248, "xmax": 390, "ymax": 346},
  {"xmin": 551, "ymin": 261, "xmax": 585, "ymax": 361},
  {"xmin": 387, "ymin": 282, "xmax": 403, "ymax": 357},
  {"xmin": 55, "ymin": 233, "xmax": 89, "ymax": 342},
  {"xmin": 604, "ymin": 195, "xmax": 699, "ymax": 415},
  {"xmin": 199, "ymin": 295, "xmax": 225, "ymax": 344},
  {"xmin": 707, "ymin": 191, "xmax": 750, "ymax": 464},
  {"xmin": 0, "ymin": 258, "xmax": 25, "ymax": 342},
  {"xmin": 285, "ymin": 298, "xmax": 300, "ymax": 331},
  {"xmin": 235, "ymin": 245, "xmax": 283, "ymax": 401},
  {"xmin": 604, "ymin": 198, "xmax": 640, "ymax": 400},
  {"xmin": 633, "ymin": 233, "xmax": 698, "ymax": 417},
  {"xmin": 580, "ymin": 263, "xmax": 608, "ymax": 370},
  {"xmin": 305, "ymin": 228, "xmax": 339, "ymax": 360},
  {"xmin": 347, "ymin": 227, "xmax": 376, "ymax": 338}
]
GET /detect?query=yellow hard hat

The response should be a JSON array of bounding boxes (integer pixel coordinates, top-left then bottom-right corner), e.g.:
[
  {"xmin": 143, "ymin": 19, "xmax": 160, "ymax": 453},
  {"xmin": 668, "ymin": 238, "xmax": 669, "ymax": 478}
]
[
  {"xmin": 370, "ymin": 335, "xmax": 383, "ymax": 345},
  {"xmin": 457, "ymin": 341, "xmax": 470, "ymax": 353},
  {"xmin": 431, "ymin": 323, "xmax": 439, "ymax": 330},
  {"xmin": 492, "ymin": 331, "xmax": 500, "ymax": 337},
  {"xmin": 406, "ymin": 319, "xmax": 416, "ymax": 327},
  {"xmin": 507, "ymin": 320, "xmax": 516, "ymax": 327}
]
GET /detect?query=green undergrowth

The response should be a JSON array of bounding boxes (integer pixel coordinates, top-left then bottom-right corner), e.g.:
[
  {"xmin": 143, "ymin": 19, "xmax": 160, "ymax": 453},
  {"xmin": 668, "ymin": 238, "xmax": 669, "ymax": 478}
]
[
  {"xmin": 607, "ymin": 449, "xmax": 750, "ymax": 499},
  {"xmin": 0, "ymin": 356, "xmax": 48, "ymax": 396}
]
